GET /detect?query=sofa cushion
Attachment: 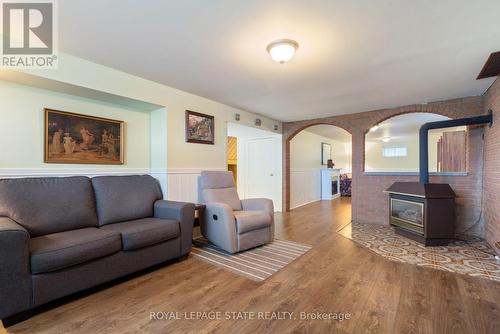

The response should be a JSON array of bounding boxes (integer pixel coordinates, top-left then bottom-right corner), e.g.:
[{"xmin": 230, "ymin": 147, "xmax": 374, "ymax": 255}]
[
  {"xmin": 234, "ymin": 211, "xmax": 271, "ymax": 234},
  {"xmin": 30, "ymin": 228, "xmax": 122, "ymax": 274},
  {"xmin": 91, "ymin": 175, "xmax": 163, "ymax": 226},
  {"xmin": 100, "ymin": 218, "xmax": 180, "ymax": 251},
  {"xmin": 0, "ymin": 176, "xmax": 98, "ymax": 237}
]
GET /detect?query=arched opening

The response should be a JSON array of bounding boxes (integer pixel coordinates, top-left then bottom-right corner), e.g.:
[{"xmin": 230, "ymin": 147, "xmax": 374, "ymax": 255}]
[
  {"xmin": 287, "ymin": 124, "xmax": 352, "ymax": 220},
  {"xmin": 364, "ymin": 113, "xmax": 467, "ymax": 174}
]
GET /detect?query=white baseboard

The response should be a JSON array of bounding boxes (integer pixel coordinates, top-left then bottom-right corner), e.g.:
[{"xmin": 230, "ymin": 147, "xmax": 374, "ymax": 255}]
[{"xmin": 290, "ymin": 199, "xmax": 321, "ymax": 210}]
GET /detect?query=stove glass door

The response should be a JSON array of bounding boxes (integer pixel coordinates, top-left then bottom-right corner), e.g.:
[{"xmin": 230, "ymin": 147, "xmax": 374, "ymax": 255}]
[{"xmin": 390, "ymin": 198, "xmax": 424, "ymax": 227}]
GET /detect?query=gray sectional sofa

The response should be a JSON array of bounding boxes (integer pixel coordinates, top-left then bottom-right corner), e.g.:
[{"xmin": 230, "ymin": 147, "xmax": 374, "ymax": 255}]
[{"xmin": 0, "ymin": 175, "xmax": 194, "ymax": 326}]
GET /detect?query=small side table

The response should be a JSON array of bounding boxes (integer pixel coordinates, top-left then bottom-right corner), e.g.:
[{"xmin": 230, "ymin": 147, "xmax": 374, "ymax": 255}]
[{"xmin": 193, "ymin": 204, "xmax": 206, "ymax": 240}]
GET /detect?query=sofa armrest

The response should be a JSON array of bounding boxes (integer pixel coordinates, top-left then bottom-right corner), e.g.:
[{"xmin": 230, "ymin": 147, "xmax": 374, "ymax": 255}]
[
  {"xmin": 154, "ymin": 200, "xmax": 195, "ymax": 256},
  {"xmin": 0, "ymin": 217, "xmax": 32, "ymax": 319},
  {"xmin": 202, "ymin": 203, "xmax": 238, "ymax": 253}
]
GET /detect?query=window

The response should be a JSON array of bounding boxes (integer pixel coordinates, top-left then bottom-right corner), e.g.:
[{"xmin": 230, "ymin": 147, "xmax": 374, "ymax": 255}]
[
  {"xmin": 382, "ymin": 146, "xmax": 407, "ymax": 157},
  {"xmin": 364, "ymin": 113, "xmax": 464, "ymax": 173}
]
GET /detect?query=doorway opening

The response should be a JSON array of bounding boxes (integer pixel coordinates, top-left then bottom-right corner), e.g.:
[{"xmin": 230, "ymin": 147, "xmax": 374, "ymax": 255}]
[
  {"xmin": 227, "ymin": 123, "xmax": 282, "ymax": 212},
  {"xmin": 289, "ymin": 124, "xmax": 352, "ymax": 215}
]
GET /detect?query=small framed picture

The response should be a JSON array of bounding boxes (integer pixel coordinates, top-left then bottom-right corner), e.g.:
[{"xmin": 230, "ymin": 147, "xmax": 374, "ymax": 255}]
[
  {"xmin": 45, "ymin": 109, "xmax": 124, "ymax": 164},
  {"xmin": 321, "ymin": 142, "xmax": 331, "ymax": 165},
  {"xmin": 185, "ymin": 110, "xmax": 215, "ymax": 144}
]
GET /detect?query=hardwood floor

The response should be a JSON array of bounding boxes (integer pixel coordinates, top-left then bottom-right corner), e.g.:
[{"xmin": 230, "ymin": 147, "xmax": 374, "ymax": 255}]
[{"xmin": 2, "ymin": 198, "xmax": 499, "ymax": 334}]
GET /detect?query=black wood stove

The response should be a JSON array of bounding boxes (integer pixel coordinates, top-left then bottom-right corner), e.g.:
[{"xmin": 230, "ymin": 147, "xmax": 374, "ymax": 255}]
[
  {"xmin": 385, "ymin": 112, "xmax": 493, "ymax": 246},
  {"xmin": 386, "ymin": 182, "xmax": 455, "ymax": 245}
]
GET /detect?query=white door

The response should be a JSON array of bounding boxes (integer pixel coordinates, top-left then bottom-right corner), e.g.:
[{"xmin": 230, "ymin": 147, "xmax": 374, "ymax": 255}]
[{"xmin": 243, "ymin": 137, "xmax": 282, "ymax": 211}]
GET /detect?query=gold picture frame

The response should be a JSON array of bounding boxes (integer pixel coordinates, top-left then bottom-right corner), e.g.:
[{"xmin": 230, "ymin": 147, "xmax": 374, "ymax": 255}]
[{"xmin": 44, "ymin": 108, "xmax": 124, "ymax": 164}]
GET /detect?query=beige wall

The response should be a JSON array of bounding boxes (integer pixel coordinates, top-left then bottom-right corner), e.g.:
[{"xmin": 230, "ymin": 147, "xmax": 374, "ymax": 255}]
[
  {"xmin": 166, "ymin": 99, "xmax": 280, "ymax": 170},
  {"xmin": 289, "ymin": 129, "xmax": 351, "ymax": 209},
  {"xmin": 0, "ymin": 81, "xmax": 150, "ymax": 169},
  {"xmin": 290, "ymin": 130, "xmax": 351, "ymax": 171}
]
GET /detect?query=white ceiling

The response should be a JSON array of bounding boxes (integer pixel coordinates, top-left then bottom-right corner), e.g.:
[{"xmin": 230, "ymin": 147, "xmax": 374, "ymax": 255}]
[
  {"xmin": 366, "ymin": 113, "xmax": 466, "ymax": 142},
  {"xmin": 305, "ymin": 113, "xmax": 465, "ymax": 143},
  {"xmin": 303, "ymin": 125, "xmax": 351, "ymax": 142},
  {"xmin": 59, "ymin": 0, "xmax": 500, "ymax": 122}
]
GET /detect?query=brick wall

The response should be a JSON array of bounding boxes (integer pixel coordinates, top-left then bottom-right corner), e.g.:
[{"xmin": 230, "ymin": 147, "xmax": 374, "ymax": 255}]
[
  {"xmin": 283, "ymin": 96, "xmax": 485, "ymax": 234},
  {"xmin": 483, "ymin": 77, "xmax": 500, "ymax": 255}
]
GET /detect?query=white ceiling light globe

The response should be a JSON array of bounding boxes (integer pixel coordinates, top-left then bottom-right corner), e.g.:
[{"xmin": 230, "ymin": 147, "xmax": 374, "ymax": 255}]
[{"xmin": 267, "ymin": 39, "xmax": 299, "ymax": 64}]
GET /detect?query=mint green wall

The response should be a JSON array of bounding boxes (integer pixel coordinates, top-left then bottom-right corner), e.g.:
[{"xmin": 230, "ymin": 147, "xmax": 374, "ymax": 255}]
[{"xmin": 0, "ymin": 81, "xmax": 150, "ymax": 169}]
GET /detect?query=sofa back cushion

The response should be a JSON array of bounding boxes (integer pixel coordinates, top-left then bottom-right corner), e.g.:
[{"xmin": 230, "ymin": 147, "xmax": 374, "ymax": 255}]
[
  {"xmin": 91, "ymin": 175, "xmax": 163, "ymax": 225},
  {"xmin": 0, "ymin": 176, "xmax": 98, "ymax": 237}
]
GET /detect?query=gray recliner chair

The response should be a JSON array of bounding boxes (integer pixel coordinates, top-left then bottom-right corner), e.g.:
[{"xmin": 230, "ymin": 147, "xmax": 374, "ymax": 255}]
[{"xmin": 198, "ymin": 171, "xmax": 274, "ymax": 253}]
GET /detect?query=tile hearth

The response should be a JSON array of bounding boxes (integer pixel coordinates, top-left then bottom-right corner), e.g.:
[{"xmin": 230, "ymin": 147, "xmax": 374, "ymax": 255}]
[{"xmin": 338, "ymin": 222, "xmax": 500, "ymax": 282}]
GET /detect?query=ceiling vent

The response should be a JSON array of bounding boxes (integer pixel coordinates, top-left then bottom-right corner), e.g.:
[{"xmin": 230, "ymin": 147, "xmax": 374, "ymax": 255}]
[{"xmin": 477, "ymin": 51, "xmax": 500, "ymax": 79}]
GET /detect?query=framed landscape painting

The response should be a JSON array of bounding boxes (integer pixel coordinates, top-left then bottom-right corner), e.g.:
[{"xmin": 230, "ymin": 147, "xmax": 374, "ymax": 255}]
[
  {"xmin": 44, "ymin": 109, "xmax": 124, "ymax": 164},
  {"xmin": 185, "ymin": 110, "xmax": 215, "ymax": 144}
]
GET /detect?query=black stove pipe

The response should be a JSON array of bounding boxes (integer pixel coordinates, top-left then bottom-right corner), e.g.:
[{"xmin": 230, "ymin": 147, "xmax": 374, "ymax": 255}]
[{"xmin": 419, "ymin": 110, "xmax": 493, "ymax": 184}]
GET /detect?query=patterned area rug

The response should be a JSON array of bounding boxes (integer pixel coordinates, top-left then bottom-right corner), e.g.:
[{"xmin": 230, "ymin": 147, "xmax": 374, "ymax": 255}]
[
  {"xmin": 338, "ymin": 222, "xmax": 500, "ymax": 282},
  {"xmin": 192, "ymin": 238, "xmax": 312, "ymax": 281}
]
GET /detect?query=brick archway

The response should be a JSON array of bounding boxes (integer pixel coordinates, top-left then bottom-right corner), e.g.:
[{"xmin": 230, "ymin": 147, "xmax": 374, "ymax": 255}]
[
  {"xmin": 283, "ymin": 122, "xmax": 352, "ymax": 213},
  {"xmin": 282, "ymin": 97, "xmax": 484, "ymax": 213},
  {"xmin": 287, "ymin": 121, "xmax": 353, "ymax": 142}
]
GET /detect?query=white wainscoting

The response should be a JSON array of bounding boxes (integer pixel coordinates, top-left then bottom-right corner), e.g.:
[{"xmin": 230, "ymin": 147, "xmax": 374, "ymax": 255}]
[
  {"xmin": 166, "ymin": 168, "xmax": 226, "ymax": 203},
  {"xmin": 290, "ymin": 168, "xmax": 322, "ymax": 210},
  {"xmin": 0, "ymin": 168, "xmax": 155, "ymax": 178},
  {"xmin": 0, "ymin": 167, "xmax": 265, "ymax": 205},
  {"xmin": 0, "ymin": 168, "xmax": 168, "ymax": 197}
]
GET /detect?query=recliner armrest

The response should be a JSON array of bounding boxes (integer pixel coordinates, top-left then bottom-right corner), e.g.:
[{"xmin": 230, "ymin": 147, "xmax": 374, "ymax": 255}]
[
  {"xmin": 154, "ymin": 200, "xmax": 195, "ymax": 256},
  {"xmin": 240, "ymin": 198, "xmax": 275, "ymax": 242},
  {"xmin": 204, "ymin": 202, "xmax": 236, "ymax": 224},
  {"xmin": 0, "ymin": 217, "xmax": 32, "ymax": 319},
  {"xmin": 202, "ymin": 203, "xmax": 238, "ymax": 253},
  {"xmin": 241, "ymin": 198, "xmax": 274, "ymax": 214}
]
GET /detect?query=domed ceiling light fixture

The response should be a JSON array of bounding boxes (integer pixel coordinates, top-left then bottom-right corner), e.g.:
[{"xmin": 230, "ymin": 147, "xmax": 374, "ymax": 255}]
[{"xmin": 266, "ymin": 39, "xmax": 299, "ymax": 64}]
